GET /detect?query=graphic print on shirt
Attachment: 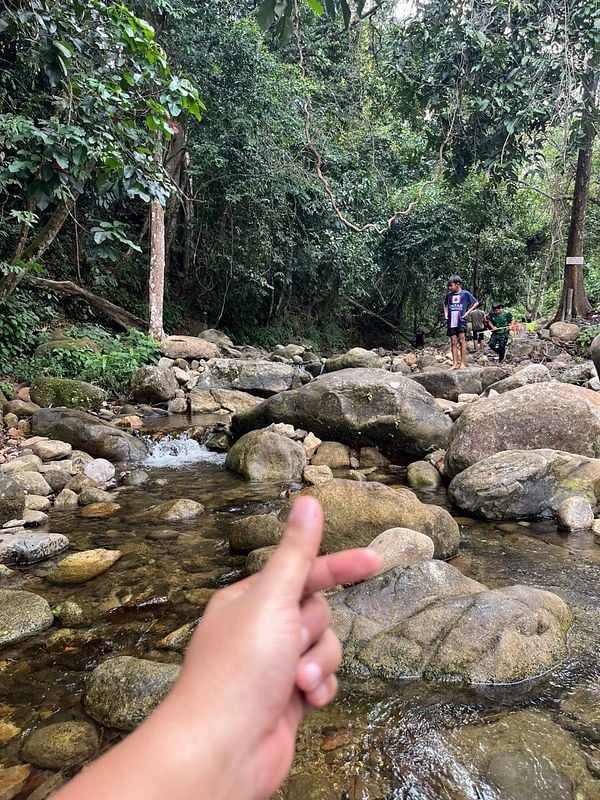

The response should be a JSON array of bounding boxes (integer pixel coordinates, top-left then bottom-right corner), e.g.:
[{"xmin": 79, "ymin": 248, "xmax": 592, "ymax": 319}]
[{"xmin": 448, "ymin": 292, "xmax": 464, "ymax": 328}]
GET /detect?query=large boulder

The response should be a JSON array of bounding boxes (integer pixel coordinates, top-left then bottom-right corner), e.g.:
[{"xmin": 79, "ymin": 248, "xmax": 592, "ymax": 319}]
[
  {"xmin": 330, "ymin": 560, "xmax": 573, "ymax": 683},
  {"xmin": 445, "ymin": 382, "xmax": 600, "ymax": 478},
  {"xmin": 448, "ymin": 449, "xmax": 600, "ymax": 520},
  {"xmin": 549, "ymin": 321, "xmax": 580, "ymax": 342},
  {"xmin": 29, "ymin": 378, "xmax": 106, "ymax": 411},
  {"xmin": 0, "ymin": 589, "xmax": 55, "ymax": 647},
  {"xmin": 84, "ymin": 656, "xmax": 179, "ymax": 730},
  {"xmin": 591, "ymin": 332, "xmax": 600, "ymax": 377},
  {"xmin": 296, "ymin": 479, "xmax": 459, "ymax": 560},
  {"xmin": 0, "ymin": 476, "xmax": 25, "ymax": 524},
  {"xmin": 325, "ymin": 348, "xmax": 384, "ymax": 372},
  {"xmin": 199, "ymin": 329, "xmax": 234, "ymax": 348},
  {"xmin": 411, "ymin": 366, "xmax": 508, "ymax": 401},
  {"xmin": 226, "ymin": 429, "xmax": 306, "ymax": 481},
  {"xmin": 32, "ymin": 408, "xmax": 148, "ymax": 462},
  {"xmin": 131, "ymin": 365, "xmax": 179, "ymax": 404},
  {"xmin": 160, "ymin": 335, "xmax": 220, "ymax": 360},
  {"xmin": 484, "ymin": 363, "xmax": 551, "ymax": 394},
  {"xmin": 189, "ymin": 388, "xmax": 262, "ymax": 415},
  {"xmin": 232, "ymin": 369, "xmax": 452, "ymax": 460},
  {"xmin": 0, "ymin": 532, "xmax": 69, "ymax": 565},
  {"xmin": 193, "ymin": 358, "xmax": 307, "ymax": 397}
]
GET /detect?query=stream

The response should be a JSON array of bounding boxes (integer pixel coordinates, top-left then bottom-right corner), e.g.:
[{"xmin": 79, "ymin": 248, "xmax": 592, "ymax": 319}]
[{"xmin": 0, "ymin": 419, "xmax": 599, "ymax": 799}]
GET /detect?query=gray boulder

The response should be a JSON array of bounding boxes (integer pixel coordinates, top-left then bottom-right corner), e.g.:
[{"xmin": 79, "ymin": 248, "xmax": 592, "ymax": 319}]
[
  {"xmin": 549, "ymin": 321, "xmax": 580, "ymax": 342},
  {"xmin": 557, "ymin": 496, "xmax": 594, "ymax": 531},
  {"xmin": 84, "ymin": 656, "xmax": 179, "ymax": 730},
  {"xmin": 32, "ymin": 408, "xmax": 148, "ymax": 462},
  {"xmin": 232, "ymin": 369, "xmax": 452, "ymax": 460},
  {"xmin": 448, "ymin": 449, "xmax": 600, "ymax": 520},
  {"xmin": 445, "ymin": 382, "xmax": 600, "ymax": 478},
  {"xmin": 0, "ymin": 532, "xmax": 69, "ymax": 565},
  {"xmin": 295, "ymin": 479, "xmax": 459, "ymax": 560},
  {"xmin": 0, "ymin": 589, "xmax": 55, "ymax": 647},
  {"xmin": 160, "ymin": 335, "xmax": 220, "ymax": 360},
  {"xmin": 226, "ymin": 429, "xmax": 306, "ymax": 481},
  {"xmin": 193, "ymin": 358, "xmax": 308, "ymax": 397},
  {"xmin": 411, "ymin": 366, "xmax": 508, "ymax": 401},
  {"xmin": 189, "ymin": 388, "xmax": 262, "ymax": 415},
  {"xmin": 485, "ymin": 363, "xmax": 551, "ymax": 394},
  {"xmin": 0, "ymin": 476, "xmax": 25, "ymax": 525},
  {"xmin": 325, "ymin": 347, "xmax": 384, "ymax": 372},
  {"xmin": 131, "ymin": 365, "xmax": 179, "ymax": 404},
  {"xmin": 330, "ymin": 560, "xmax": 572, "ymax": 683}
]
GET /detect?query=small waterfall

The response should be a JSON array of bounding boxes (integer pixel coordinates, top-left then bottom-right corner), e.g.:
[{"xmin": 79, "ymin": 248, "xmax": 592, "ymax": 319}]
[{"xmin": 141, "ymin": 434, "xmax": 226, "ymax": 468}]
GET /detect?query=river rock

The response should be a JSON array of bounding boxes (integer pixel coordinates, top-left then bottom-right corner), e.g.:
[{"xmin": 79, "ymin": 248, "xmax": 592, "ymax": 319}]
[
  {"xmin": 0, "ymin": 453, "xmax": 43, "ymax": 474},
  {"xmin": 189, "ymin": 388, "xmax": 262, "ymax": 415},
  {"xmin": 44, "ymin": 469, "xmax": 72, "ymax": 494},
  {"xmin": 138, "ymin": 498, "xmax": 204, "ymax": 522},
  {"xmin": 550, "ymin": 321, "xmax": 580, "ymax": 341},
  {"xmin": 30, "ymin": 439, "xmax": 72, "ymax": 461},
  {"xmin": 83, "ymin": 458, "xmax": 116, "ymax": 484},
  {"xmin": 78, "ymin": 487, "xmax": 116, "ymax": 506},
  {"xmin": 0, "ymin": 532, "xmax": 69, "ymax": 565},
  {"xmin": 448, "ymin": 449, "xmax": 600, "ymax": 519},
  {"xmin": 30, "ymin": 378, "xmax": 106, "ymax": 411},
  {"xmin": 359, "ymin": 447, "xmax": 389, "ymax": 468},
  {"xmin": 199, "ymin": 328, "xmax": 234, "ymax": 348},
  {"xmin": 0, "ymin": 476, "xmax": 25, "ymax": 524},
  {"xmin": 303, "ymin": 465, "xmax": 334, "ymax": 485},
  {"xmin": 22, "ymin": 720, "xmax": 99, "ymax": 769},
  {"xmin": 47, "ymin": 549, "xmax": 122, "ymax": 585},
  {"xmin": 246, "ymin": 545, "xmax": 277, "ymax": 574},
  {"xmin": 32, "ymin": 408, "xmax": 148, "ymax": 461},
  {"xmin": 232, "ymin": 369, "xmax": 452, "ymax": 460},
  {"xmin": 411, "ymin": 366, "xmax": 508, "ymax": 401},
  {"xmin": 84, "ymin": 656, "xmax": 180, "ymax": 730},
  {"xmin": 330, "ymin": 560, "xmax": 572, "ymax": 683},
  {"xmin": 0, "ymin": 765, "xmax": 31, "ymax": 800},
  {"xmin": 226, "ymin": 430, "xmax": 306, "ymax": 481},
  {"xmin": 406, "ymin": 460, "xmax": 441, "ymax": 490},
  {"xmin": 156, "ymin": 621, "xmax": 198, "ymax": 652},
  {"xmin": 54, "ymin": 489, "xmax": 80, "ymax": 509},
  {"xmin": 557, "ymin": 496, "xmax": 594, "ymax": 531},
  {"xmin": 122, "ymin": 469, "xmax": 150, "ymax": 487},
  {"xmin": 22, "ymin": 509, "xmax": 48, "ymax": 526},
  {"xmin": 80, "ymin": 502, "xmax": 121, "ymax": 518},
  {"xmin": 485, "ymin": 363, "xmax": 551, "ymax": 394},
  {"xmin": 131, "ymin": 365, "xmax": 179, "ymax": 404},
  {"xmin": 160, "ymin": 335, "xmax": 220, "ymax": 360},
  {"xmin": 3, "ymin": 398, "xmax": 41, "ymax": 417},
  {"xmin": 24, "ymin": 495, "xmax": 51, "ymax": 512},
  {"xmin": 65, "ymin": 474, "xmax": 97, "ymax": 493},
  {"xmin": 11, "ymin": 471, "xmax": 52, "ymax": 496},
  {"xmin": 0, "ymin": 589, "xmax": 54, "ymax": 647},
  {"xmin": 445, "ymin": 383, "xmax": 600, "ymax": 478},
  {"xmin": 295, "ymin": 479, "xmax": 459, "ymax": 559},
  {"xmin": 229, "ymin": 512, "xmax": 284, "ymax": 552},
  {"xmin": 325, "ymin": 347, "xmax": 384, "ymax": 372},
  {"xmin": 368, "ymin": 528, "xmax": 434, "ymax": 574},
  {"xmin": 311, "ymin": 442, "xmax": 351, "ymax": 468},
  {"xmin": 193, "ymin": 358, "xmax": 307, "ymax": 396}
]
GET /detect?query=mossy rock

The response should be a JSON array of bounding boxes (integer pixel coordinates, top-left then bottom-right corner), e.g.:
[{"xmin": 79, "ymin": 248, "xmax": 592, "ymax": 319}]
[
  {"xmin": 30, "ymin": 378, "xmax": 106, "ymax": 411},
  {"xmin": 34, "ymin": 337, "xmax": 99, "ymax": 356}
]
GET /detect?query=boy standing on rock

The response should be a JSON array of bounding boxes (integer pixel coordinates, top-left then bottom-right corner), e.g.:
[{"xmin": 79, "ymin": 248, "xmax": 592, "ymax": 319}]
[
  {"xmin": 487, "ymin": 301, "xmax": 513, "ymax": 363},
  {"xmin": 443, "ymin": 275, "xmax": 479, "ymax": 370}
]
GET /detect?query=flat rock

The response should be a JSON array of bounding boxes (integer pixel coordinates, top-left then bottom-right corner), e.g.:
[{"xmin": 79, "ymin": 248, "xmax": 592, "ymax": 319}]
[
  {"xmin": 411, "ymin": 366, "xmax": 508, "ymax": 401},
  {"xmin": 330, "ymin": 560, "xmax": 573, "ymax": 683},
  {"xmin": 189, "ymin": 388, "xmax": 262, "ymax": 415},
  {"xmin": 0, "ymin": 532, "xmax": 69, "ymax": 565},
  {"xmin": 160, "ymin": 335, "xmax": 220, "ymax": 360},
  {"xmin": 84, "ymin": 656, "xmax": 180, "ymax": 730},
  {"xmin": 47, "ymin": 549, "xmax": 122, "ymax": 585},
  {"xmin": 485, "ymin": 363, "xmax": 551, "ymax": 394},
  {"xmin": 325, "ymin": 347, "xmax": 384, "ymax": 372},
  {"xmin": 80, "ymin": 502, "xmax": 121, "ymax": 518},
  {"xmin": 193, "ymin": 358, "xmax": 308, "ymax": 397},
  {"xmin": 0, "ymin": 453, "xmax": 43, "ymax": 474},
  {"xmin": 0, "ymin": 589, "xmax": 54, "ymax": 647}
]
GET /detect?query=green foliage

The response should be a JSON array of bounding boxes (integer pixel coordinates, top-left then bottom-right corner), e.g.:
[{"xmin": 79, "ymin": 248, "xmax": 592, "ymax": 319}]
[
  {"xmin": 11, "ymin": 328, "xmax": 160, "ymax": 395},
  {"xmin": 575, "ymin": 325, "xmax": 600, "ymax": 356},
  {"xmin": 233, "ymin": 315, "xmax": 349, "ymax": 353},
  {"xmin": 0, "ymin": 288, "xmax": 58, "ymax": 374}
]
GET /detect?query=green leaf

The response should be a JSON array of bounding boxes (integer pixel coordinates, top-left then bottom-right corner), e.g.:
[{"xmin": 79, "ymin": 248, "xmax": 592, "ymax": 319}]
[
  {"xmin": 54, "ymin": 41, "xmax": 72, "ymax": 59},
  {"xmin": 304, "ymin": 0, "xmax": 324, "ymax": 14}
]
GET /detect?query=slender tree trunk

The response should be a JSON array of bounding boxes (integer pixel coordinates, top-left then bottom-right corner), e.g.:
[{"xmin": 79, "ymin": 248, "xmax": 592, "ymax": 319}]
[
  {"xmin": 555, "ymin": 73, "xmax": 597, "ymax": 321},
  {"xmin": 148, "ymin": 197, "xmax": 166, "ymax": 340},
  {"xmin": 532, "ymin": 190, "xmax": 565, "ymax": 318}
]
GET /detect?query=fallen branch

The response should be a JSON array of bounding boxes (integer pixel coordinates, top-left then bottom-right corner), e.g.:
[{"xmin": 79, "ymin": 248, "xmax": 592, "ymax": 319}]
[
  {"xmin": 348, "ymin": 297, "xmax": 412, "ymax": 343},
  {"xmin": 27, "ymin": 276, "xmax": 147, "ymax": 331}
]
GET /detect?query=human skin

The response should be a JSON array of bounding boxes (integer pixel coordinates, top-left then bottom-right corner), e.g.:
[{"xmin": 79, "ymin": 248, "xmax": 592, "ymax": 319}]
[
  {"xmin": 54, "ymin": 497, "xmax": 380, "ymax": 800},
  {"xmin": 445, "ymin": 281, "xmax": 479, "ymax": 368}
]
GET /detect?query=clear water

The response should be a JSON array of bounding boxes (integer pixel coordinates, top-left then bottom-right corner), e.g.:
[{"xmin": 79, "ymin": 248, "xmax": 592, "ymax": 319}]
[{"xmin": 0, "ymin": 430, "xmax": 598, "ymax": 799}]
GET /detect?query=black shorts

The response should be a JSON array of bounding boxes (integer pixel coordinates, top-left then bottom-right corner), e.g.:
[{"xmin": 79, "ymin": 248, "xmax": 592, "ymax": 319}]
[
  {"xmin": 447, "ymin": 324, "xmax": 467, "ymax": 337},
  {"xmin": 473, "ymin": 330, "xmax": 484, "ymax": 342}
]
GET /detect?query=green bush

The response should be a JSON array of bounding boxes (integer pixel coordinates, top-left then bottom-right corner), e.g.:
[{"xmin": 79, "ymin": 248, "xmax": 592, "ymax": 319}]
[
  {"xmin": 11, "ymin": 328, "xmax": 160, "ymax": 395},
  {"xmin": 0, "ymin": 288, "xmax": 58, "ymax": 374},
  {"xmin": 575, "ymin": 325, "xmax": 600, "ymax": 356}
]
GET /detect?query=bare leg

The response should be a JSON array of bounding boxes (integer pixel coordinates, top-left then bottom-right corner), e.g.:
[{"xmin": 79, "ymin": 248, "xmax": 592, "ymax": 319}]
[
  {"xmin": 450, "ymin": 336, "xmax": 459, "ymax": 368},
  {"xmin": 459, "ymin": 333, "xmax": 468, "ymax": 368}
]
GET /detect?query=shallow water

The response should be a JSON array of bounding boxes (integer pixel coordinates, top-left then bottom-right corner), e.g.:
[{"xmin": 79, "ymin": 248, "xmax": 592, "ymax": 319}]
[{"xmin": 1, "ymin": 429, "xmax": 599, "ymax": 799}]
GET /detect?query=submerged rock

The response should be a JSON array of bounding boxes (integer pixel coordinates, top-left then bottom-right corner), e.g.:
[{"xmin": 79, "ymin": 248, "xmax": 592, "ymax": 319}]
[
  {"xmin": 296, "ymin": 479, "xmax": 459, "ymax": 560},
  {"xmin": 138, "ymin": 498, "xmax": 204, "ymax": 522},
  {"xmin": 445, "ymin": 383, "xmax": 600, "ymax": 477},
  {"xmin": 32, "ymin": 408, "xmax": 148, "ymax": 462},
  {"xmin": 84, "ymin": 656, "xmax": 180, "ymax": 730},
  {"xmin": 22, "ymin": 720, "xmax": 99, "ymax": 769},
  {"xmin": 229, "ymin": 512, "xmax": 284, "ymax": 553},
  {"xmin": 47, "ymin": 549, "xmax": 122, "ymax": 585},
  {"xmin": 448, "ymin": 449, "xmax": 600, "ymax": 520},
  {"xmin": 0, "ymin": 532, "xmax": 69, "ymax": 565},
  {"xmin": 226, "ymin": 429, "xmax": 306, "ymax": 481},
  {"xmin": 232, "ymin": 369, "xmax": 452, "ymax": 460},
  {"xmin": 0, "ymin": 589, "xmax": 54, "ymax": 647},
  {"xmin": 330, "ymin": 560, "xmax": 573, "ymax": 683}
]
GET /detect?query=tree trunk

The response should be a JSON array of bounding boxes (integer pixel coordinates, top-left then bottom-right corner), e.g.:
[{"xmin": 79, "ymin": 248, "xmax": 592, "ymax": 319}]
[
  {"xmin": 27, "ymin": 277, "xmax": 147, "ymax": 330},
  {"xmin": 555, "ymin": 73, "xmax": 597, "ymax": 321},
  {"xmin": 148, "ymin": 198, "xmax": 166, "ymax": 340}
]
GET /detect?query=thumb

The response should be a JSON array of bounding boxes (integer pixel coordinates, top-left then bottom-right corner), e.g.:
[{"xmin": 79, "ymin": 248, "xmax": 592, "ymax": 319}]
[{"xmin": 260, "ymin": 496, "xmax": 323, "ymax": 599}]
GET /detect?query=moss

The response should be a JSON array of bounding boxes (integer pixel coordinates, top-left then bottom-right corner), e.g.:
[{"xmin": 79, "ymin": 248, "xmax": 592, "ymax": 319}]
[{"xmin": 29, "ymin": 378, "xmax": 106, "ymax": 411}]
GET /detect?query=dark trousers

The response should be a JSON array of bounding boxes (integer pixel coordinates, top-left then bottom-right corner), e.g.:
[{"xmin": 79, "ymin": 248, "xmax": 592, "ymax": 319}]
[{"xmin": 489, "ymin": 332, "xmax": 508, "ymax": 362}]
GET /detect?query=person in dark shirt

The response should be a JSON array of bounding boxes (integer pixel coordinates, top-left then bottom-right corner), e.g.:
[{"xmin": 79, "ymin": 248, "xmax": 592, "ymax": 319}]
[
  {"xmin": 487, "ymin": 301, "xmax": 513, "ymax": 362},
  {"xmin": 470, "ymin": 304, "xmax": 486, "ymax": 351},
  {"xmin": 443, "ymin": 275, "xmax": 479, "ymax": 369}
]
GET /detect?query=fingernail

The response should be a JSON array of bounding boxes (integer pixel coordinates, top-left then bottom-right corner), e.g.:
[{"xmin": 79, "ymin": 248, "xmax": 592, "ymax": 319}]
[
  {"xmin": 302, "ymin": 662, "xmax": 322, "ymax": 689},
  {"xmin": 311, "ymin": 682, "xmax": 329, "ymax": 706},
  {"xmin": 289, "ymin": 497, "xmax": 320, "ymax": 525},
  {"xmin": 300, "ymin": 626, "xmax": 311, "ymax": 650}
]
